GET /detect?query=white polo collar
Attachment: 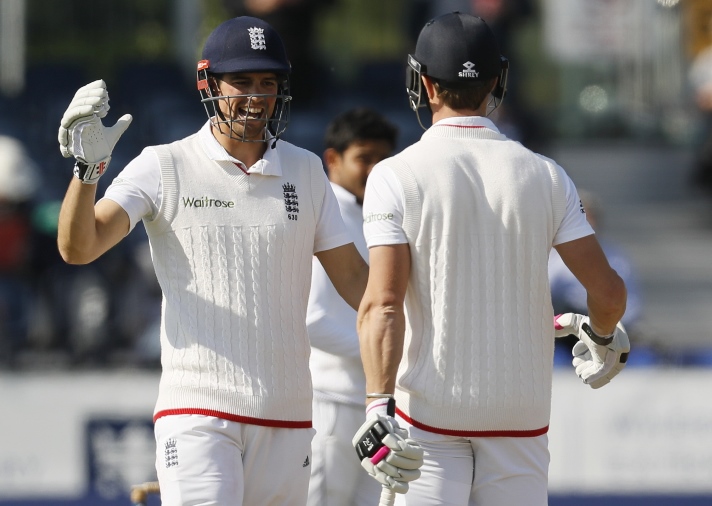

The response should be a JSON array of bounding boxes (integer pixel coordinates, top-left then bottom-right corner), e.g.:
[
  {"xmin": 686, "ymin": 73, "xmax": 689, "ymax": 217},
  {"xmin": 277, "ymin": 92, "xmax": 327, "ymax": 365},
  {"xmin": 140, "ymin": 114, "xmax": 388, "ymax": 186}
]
[
  {"xmin": 198, "ymin": 120, "xmax": 283, "ymax": 176},
  {"xmin": 430, "ymin": 115, "xmax": 500, "ymax": 132}
]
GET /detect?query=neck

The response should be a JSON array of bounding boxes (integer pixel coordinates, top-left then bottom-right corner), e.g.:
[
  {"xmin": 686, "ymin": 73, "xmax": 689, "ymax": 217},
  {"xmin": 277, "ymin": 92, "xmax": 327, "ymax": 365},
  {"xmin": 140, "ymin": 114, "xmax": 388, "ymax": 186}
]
[
  {"xmin": 431, "ymin": 103, "xmax": 488, "ymax": 124},
  {"xmin": 212, "ymin": 125, "xmax": 269, "ymax": 168}
]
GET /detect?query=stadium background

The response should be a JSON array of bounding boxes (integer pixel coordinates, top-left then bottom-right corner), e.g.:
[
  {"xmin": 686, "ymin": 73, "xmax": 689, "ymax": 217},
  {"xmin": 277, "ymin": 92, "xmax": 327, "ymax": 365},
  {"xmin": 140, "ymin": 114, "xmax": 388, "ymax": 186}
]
[{"xmin": 1, "ymin": 0, "xmax": 711, "ymax": 504}]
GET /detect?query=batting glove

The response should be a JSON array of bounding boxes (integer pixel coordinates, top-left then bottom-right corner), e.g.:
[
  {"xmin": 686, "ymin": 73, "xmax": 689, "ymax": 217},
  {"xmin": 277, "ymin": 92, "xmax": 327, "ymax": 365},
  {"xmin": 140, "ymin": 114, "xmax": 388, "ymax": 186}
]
[
  {"xmin": 58, "ymin": 80, "xmax": 133, "ymax": 184},
  {"xmin": 554, "ymin": 313, "xmax": 630, "ymax": 389},
  {"xmin": 352, "ymin": 398, "xmax": 424, "ymax": 494}
]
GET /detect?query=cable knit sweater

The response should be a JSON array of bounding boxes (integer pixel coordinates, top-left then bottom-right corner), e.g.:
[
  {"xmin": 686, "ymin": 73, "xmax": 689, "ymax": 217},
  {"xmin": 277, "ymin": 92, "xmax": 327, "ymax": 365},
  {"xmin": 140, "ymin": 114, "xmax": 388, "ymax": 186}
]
[
  {"xmin": 384, "ymin": 122, "xmax": 569, "ymax": 435},
  {"xmin": 144, "ymin": 133, "xmax": 336, "ymax": 427}
]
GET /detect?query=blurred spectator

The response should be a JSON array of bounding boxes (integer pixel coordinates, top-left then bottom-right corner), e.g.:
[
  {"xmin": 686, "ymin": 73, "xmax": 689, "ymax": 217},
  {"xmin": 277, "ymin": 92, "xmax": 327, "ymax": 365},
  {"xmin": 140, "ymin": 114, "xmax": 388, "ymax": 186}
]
[
  {"xmin": 0, "ymin": 134, "xmax": 161, "ymax": 368},
  {"xmin": 549, "ymin": 190, "xmax": 642, "ymax": 346},
  {"xmin": 0, "ymin": 136, "xmax": 40, "ymax": 365},
  {"xmin": 689, "ymin": 37, "xmax": 712, "ymax": 194},
  {"xmin": 221, "ymin": 0, "xmax": 336, "ymax": 105}
]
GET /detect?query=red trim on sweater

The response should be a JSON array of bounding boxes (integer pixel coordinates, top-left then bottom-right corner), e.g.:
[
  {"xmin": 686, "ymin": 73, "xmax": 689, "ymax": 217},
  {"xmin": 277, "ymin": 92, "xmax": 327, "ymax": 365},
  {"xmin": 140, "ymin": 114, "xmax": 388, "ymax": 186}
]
[
  {"xmin": 396, "ymin": 408, "xmax": 549, "ymax": 438},
  {"xmin": 153, "ymin": 408, "xmax": 312, "ymax": 428},
  {"xmin": 234, "ymin": 162, "xmax": 249, "ymax": 175},
  {"xmin": 434, "ymin": 124, "xmax": 486, "ymax": 129}
]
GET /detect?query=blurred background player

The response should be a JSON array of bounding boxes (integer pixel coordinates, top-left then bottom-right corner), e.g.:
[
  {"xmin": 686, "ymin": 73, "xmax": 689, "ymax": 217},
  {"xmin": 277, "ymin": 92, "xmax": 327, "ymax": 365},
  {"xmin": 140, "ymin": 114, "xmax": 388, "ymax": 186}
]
[
  {"xmin": 306, "ymin": 107, "xmax": 398, "ymax": 506},
  {"xmin": 356, "ymin": 12, "xmax": 628, "ymax": 505},
  {"xmin": 55, "ymin": 16, "xmax": 368, "ymax": 506}
]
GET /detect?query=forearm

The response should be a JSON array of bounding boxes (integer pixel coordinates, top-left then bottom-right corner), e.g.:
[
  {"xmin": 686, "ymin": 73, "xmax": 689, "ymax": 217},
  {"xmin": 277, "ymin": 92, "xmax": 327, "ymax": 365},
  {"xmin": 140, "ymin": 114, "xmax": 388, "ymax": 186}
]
[
  {"xmin": 317, "ymin": 243, "xmax": 369, "ymax": 312},
  {"xmin": 338, "ymin": 260, "xmax": 369, "ymax": 311},
  {"xmin": 357, "ymin": 303, "xmax": 405, "ymax": 401},
  {"xmin": 586, "ymin": 275, "xmax": 627, "ymax": 335},
  {"xmin": 57, "ymin": 178, "xmax": 102, "ymax": 264}
]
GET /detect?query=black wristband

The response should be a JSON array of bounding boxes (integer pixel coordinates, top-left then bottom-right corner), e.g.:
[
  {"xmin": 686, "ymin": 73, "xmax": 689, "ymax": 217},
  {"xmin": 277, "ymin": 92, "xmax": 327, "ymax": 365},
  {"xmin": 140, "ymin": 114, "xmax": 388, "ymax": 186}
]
[
  {"xmin": 73, "ymin": 158, "xmax": 110, "ymax": 184},
  {"xmin": 73, "ymin": 162, "xmax": 89, "ymax": 180},
  {"xmin": 582, "ymin": 322, "xmax": 614, "ymax": 346},
  {"xmin": 386, "ymin": 397, "xmax": 396, "ymax": 417}
]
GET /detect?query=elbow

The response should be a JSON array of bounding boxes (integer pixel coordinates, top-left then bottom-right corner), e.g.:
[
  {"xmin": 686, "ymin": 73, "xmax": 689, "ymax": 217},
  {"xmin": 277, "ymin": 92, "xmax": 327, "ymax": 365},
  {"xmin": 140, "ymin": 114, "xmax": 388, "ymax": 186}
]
[
  {"xmin": 57, "ymin": 240, "xmax": 93, "ymax": 265},
  {"xmin": 359, "ymin": 297, "xmax": 404, "ymax": 323}
]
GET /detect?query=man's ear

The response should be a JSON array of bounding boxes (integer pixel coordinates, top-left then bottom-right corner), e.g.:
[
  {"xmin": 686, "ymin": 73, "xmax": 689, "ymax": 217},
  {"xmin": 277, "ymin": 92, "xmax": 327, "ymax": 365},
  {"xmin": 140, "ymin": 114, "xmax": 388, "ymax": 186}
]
[
  {"xmin": 323, "ymin": 147, "xmax": 341, "ymax": 174},
  {"xmin": 422, "ymin": 75, "xmax": 438, "ymax": 103}
]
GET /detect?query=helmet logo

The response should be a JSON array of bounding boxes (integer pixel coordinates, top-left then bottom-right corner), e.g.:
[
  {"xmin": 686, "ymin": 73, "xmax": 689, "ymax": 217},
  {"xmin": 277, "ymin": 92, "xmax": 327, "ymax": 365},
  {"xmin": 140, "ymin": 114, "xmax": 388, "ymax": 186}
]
[
  {"xmin": 458, "ymin": 61, "xmax": 479, "ymax": 78},
  {"xmin": 248, "ymin": 27, "xmax": 267, "ymax": 50}
]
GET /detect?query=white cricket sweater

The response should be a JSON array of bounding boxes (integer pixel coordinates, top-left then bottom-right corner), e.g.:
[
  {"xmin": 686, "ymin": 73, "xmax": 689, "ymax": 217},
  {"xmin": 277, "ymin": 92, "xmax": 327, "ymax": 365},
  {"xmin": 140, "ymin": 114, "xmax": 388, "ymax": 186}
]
[
  {"xmin": 143, "ymin": 133, "xmax": 334, "ymax": 427},
  {"xmin": 385, "ymin": 122, "xmax": 568, "ymax": 435}
]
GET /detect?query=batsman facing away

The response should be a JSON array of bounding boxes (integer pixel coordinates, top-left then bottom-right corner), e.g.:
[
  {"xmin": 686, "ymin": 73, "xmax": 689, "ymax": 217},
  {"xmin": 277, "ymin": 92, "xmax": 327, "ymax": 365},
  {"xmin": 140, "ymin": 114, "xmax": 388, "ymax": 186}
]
[{"xmin": 354, "ymin": 11, "xmax": 629, "ymax": 506}]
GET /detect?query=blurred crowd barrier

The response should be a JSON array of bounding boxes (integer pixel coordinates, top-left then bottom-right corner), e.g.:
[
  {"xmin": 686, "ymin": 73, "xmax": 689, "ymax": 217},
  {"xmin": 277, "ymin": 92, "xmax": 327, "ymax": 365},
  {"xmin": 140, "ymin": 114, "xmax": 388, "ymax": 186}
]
[{"xmin": 0, "ymin": 370, "xmax": 710, "ymax": 505}]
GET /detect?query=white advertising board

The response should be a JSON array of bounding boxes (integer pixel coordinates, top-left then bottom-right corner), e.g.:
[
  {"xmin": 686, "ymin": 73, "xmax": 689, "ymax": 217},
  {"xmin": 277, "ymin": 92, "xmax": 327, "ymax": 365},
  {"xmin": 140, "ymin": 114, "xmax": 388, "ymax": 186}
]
[
  {"xmin": 1, "ymin": 368, "xmax": 711, "ymax": 499},
  {"xmin": 549, "ymin": 368, "xmax": 712, "ymax": 494},
  {"xmin": 0, "ymin": 371, "xmax": 158, "ymax": 499}
]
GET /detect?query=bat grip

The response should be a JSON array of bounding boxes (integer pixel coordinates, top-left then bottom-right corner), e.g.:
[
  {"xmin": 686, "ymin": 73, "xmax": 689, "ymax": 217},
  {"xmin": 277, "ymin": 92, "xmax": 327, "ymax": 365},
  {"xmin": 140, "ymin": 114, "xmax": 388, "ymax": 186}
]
[{"xmin": 379, "ymin": 485, "xmax": 396, "ymax": 506}]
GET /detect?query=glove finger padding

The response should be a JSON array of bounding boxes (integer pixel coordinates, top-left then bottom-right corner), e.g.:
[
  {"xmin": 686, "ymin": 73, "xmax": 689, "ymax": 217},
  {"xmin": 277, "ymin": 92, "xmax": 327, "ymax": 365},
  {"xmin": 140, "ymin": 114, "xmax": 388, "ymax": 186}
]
[
  {"xmin": 388, "ymin": 437, "xmax": 424, "ymax": 463},
  {"xmin": 58, "ymin": 80, "xmax": 110, "ymax": 158},
  {"xmin": 375, "ymin": 460, "xmax": 421, "ymax": 482},
  {"xmin": 379, "ymin": 435, "xmax": 424, "ymax": 470},
  {"xmin": 353, "ymin": 412, "xmax": 424, "ymax": 494},
  {"xmin": 555, "ymin": 313, "xmax": 630, "ymax": 389},
  {"xmin": 553, "ymin": 312, "xmax": 585, "ymax": 339},
  {"xmin": 359, "ymin": 464, "xmax": 410, "ymax": 495},
  {"xmin": 60, "ymin": 90, "xmax": 109, "ymax": 127},
  {"xmin": 58, "ymin": 80, "xmax": 132, "ymax": 184},
  {"xmin": 381, "ymin": 452, "xmax": 423, "ymax": 472},
  {"xmin": 572, "ymin": 340, "xmax": 625, "ymax": 389}
]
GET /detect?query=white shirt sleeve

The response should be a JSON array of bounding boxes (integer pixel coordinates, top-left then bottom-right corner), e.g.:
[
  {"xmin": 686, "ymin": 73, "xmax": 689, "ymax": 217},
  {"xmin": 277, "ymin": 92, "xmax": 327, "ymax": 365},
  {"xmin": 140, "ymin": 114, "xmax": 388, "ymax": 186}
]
[
  {"xmin": 306, "ymin": 257, "xmax": 361, "ymax": 357},
  {"xmin": 306, "ymin": 185, "xmax": 368, "ymax": 358},
  {"xmin": 552, "ymin": 170, "xmax": 595, "ymax": 246},
  {"xmin": 313, "ymin": 170, "xmax": 351, "ymax": 253},
  {"xmin": 362, "ymin": 163, "xmax": 407, "ymax": 248},
  {"xmin": 100, "ymin": 148, "xmax": 162, "ymax": 233}
]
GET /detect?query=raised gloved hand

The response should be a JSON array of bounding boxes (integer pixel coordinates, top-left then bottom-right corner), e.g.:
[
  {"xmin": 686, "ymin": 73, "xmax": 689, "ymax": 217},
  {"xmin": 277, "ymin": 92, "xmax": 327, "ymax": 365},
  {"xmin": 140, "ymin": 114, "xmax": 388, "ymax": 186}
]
[
  {"xmin": 352, "ymin": 398, "xmax": 424, "ymax": 494},
  {"xmin": 58, "ymin": 80, "xmax": 133, "ymax": 184},
  {"xmin": 554, "ymin": 313, "xmax": 630, "ymax": 389}
]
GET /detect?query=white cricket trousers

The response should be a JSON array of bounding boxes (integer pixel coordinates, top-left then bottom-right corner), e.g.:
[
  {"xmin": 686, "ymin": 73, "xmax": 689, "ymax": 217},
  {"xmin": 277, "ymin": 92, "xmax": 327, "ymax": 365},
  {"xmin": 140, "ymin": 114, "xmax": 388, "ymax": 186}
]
[
  {"xmin": 155, "ymin": 414, "xmax": 315, "ymax": 506},
  {"xmin": 395, "ymin": 422, "xmax": 550, "ymax": 506},
  {"xmin": 307, "ymin": 398, "xmax": 382, "ymax": 506}
]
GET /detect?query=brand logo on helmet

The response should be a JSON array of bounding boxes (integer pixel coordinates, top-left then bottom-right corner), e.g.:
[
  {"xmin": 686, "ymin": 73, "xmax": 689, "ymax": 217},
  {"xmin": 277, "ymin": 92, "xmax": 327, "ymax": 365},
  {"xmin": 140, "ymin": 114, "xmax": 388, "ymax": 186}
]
[
  {"xmin": 248, "ymin": 27, "xmax": 267, "ymax": 50},
  {"xmin": 458, "ymin": 61, "xmax": 479, "ymax": 78}
]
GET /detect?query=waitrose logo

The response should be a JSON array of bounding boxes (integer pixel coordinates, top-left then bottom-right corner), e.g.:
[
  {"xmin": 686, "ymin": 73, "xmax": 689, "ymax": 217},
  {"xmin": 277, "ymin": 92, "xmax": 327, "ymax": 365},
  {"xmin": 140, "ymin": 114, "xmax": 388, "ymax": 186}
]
[
  {"xmin": 364, "ymin": 211, "xmax": 394, "ymax": 223},
  {"xmin": 182, "ymin": 196, "xmax": 235, "ymax": 208}
]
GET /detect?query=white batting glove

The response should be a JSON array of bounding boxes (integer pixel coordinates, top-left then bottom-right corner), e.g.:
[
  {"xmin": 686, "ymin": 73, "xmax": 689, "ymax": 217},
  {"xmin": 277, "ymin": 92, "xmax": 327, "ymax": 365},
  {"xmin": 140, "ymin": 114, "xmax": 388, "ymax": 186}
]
[
  {"xmin": 352, "ymin": 399, "xmax": 424, "ymax": 494},
  {"xmin": 58, "ymin": 80, "xmax": 133, "ymax": 184},
  {"xmin": 554, "ymin": 313, "xmax": 630, "ymax": 389}
]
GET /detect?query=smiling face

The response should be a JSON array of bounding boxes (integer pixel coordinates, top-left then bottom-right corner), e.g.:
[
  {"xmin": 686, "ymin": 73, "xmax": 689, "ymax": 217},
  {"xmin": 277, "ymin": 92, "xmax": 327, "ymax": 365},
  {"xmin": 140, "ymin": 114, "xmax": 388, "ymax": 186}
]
[{"xmin": 212, "ymin": 72, "xmax": 280, "ymax": 141}]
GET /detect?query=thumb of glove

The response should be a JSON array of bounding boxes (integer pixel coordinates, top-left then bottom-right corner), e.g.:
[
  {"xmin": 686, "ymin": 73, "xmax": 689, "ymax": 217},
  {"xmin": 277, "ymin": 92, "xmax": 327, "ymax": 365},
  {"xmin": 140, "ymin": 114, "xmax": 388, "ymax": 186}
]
[
  {"xmin": 105, "ymin": 114, "xmax": 133, "ymax": 151},
  {"xmin": 554, "ymin": 313, "xmax": 583, "ymax": 338}
]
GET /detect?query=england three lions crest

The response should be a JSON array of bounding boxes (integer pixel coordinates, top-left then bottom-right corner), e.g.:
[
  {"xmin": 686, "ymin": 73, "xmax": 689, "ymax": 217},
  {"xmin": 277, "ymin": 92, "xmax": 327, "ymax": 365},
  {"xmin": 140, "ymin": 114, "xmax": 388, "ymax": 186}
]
[{"xmin": 283, "ymin": 182, "xmax": 299, "ymax": 220}]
